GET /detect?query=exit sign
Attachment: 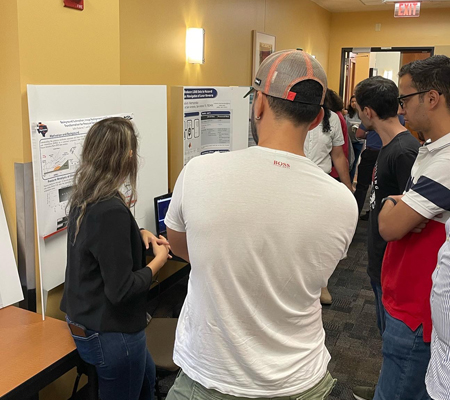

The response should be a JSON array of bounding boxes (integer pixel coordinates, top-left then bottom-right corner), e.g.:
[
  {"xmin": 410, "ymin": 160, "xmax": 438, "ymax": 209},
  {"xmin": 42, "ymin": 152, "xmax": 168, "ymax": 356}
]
[{"xmin": 394, "ymin": 2, "xmax": 421, "ymax": 18}]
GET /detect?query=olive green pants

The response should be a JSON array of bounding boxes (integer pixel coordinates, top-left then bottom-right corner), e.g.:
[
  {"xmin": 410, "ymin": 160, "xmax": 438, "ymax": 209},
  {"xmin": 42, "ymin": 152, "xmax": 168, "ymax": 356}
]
[{"xmin": 166, "ymin": 369, "xmax": 336, "ymax": 400}]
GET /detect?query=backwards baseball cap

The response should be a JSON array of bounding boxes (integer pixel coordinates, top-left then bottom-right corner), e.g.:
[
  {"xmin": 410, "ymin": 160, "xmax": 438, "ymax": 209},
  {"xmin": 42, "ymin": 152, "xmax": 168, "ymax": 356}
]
[{"xmin": 244, "ymin": 49, "xmax": 327, "ymax": 106}]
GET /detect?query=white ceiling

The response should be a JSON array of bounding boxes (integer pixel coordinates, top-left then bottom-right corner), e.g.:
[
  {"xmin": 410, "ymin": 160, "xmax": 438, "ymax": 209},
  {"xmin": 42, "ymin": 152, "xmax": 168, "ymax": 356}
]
[{"xmin": 311, "ymin": 0, "xmax": 450, "ymax": 13}]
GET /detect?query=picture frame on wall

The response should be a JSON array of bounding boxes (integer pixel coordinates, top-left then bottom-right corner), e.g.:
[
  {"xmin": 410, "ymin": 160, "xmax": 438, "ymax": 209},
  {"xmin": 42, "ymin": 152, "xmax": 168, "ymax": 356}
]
[{"xmin": 252, "ymin": 31, "xmax": 276, "ymax": 82}]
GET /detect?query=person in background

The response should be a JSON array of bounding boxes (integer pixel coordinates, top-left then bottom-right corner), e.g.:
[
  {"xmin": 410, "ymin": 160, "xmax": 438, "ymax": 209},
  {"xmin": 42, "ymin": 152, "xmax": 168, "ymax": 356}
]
[
  {"xmin": 353, "ymin": 124, "xmax": 382, "ymax": 218},
  {"xmin": 304, "ymin": 97, "xmax": 353, "ymax": 193},
  {"xmin": 354, "ymin": 115, "xmax": 406, "ymax": 219},
  {"xmin": 345, "ymin": 95, "xmax": 363, "ymax": 182},
  {"xmin": 165, "ymin": 50, "xmax": 358, "ymax": 400},
  {"xmin": 61, "ymin": 117, "xmax": 171, "ymax": 400},
  {"xmin": 375, "ymin": 55, "xmax": 450, "ymax": 400},
  {"xmin": 305, "ymin": 89, "xmax": 354, "ymax": 305},
  {"xmin": 350, "ymin": 76, "xmax": 419, "ymax": 400},
  {"xmin": 325, "ymin": 89, "xmax": 354, "ymax": 180}
]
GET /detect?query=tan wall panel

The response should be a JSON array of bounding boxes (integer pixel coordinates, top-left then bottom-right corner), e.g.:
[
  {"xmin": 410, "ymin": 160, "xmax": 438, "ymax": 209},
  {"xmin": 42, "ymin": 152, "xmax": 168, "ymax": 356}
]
[{"xmin": 120, "ymin": 0, "xmax": 332, "ymax": 188}]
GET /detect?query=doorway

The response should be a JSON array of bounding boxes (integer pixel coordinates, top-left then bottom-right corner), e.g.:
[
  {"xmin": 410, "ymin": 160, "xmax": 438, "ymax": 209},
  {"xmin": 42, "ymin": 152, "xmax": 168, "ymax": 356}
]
[
  {"xmin": 340, "ymin": 47, "xmax": 434, "ymax": 142},
  {"xmin": 339, "ymin": 47, "xmax": 434, "ymax": 107}
]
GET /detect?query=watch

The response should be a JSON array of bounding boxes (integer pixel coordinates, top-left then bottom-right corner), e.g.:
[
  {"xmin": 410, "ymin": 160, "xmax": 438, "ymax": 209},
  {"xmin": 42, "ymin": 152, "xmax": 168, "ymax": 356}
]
[{"xmin": 381, "ymin": 196, "xmax": 397, "ymax": 208}]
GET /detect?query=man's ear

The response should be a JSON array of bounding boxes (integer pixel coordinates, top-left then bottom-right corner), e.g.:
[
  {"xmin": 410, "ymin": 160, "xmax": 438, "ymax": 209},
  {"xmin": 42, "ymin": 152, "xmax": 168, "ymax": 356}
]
[
  {"xmin": 308, "ymin": 108, "xmax": 324, "ymax": 131},
  {"xmin": 364, "ymin": 106, "xmax": 377, "ymax": 120},
  {"xmin": 428, "ymin": 90, "xmax": 442, "ymax": 110},
  {"xmin": 254, "ymin": 91, "xmax": 266, "ymax": 119}
]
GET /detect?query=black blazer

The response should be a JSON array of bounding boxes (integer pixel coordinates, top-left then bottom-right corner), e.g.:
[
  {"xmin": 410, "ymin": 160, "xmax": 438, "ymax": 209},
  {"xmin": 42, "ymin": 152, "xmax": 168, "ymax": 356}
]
[{"xmin": 61, "ymin": 196, "xmax": 153, "ymax": 332}]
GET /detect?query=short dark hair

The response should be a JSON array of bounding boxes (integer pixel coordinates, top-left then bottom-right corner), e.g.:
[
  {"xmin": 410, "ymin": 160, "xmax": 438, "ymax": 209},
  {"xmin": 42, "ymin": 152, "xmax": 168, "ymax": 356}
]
[
  {"xmin": 354, "ymin": 76, "xmax": 399, "ymax": 120},
  {"xmin": 399, "ymin": 55, "xmax": 450, "ymax": 109},
  {"xmin": 324, "ymin": 89, "xmax": 344, "ymax": 113},
  {"xmin": 266, "ymin": 80, "xmax": 323, "ymax": 127}
]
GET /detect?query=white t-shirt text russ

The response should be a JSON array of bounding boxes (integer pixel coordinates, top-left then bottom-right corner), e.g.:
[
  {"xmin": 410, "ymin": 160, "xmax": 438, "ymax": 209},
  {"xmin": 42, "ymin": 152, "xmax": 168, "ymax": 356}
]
[{"xmin": 165, "ymin": 146, "xmax": 358, "ymax": 397}]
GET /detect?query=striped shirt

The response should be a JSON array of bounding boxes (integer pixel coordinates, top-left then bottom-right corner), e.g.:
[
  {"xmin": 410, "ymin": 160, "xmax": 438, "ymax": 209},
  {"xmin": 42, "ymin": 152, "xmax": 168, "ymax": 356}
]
[
  {"xmin": 426, "ymin": 217, "xmax": 450, "ymax": 400},
  {"xmin": 382, "ymin": 132, "xmax": 450, "ymax": 343}
]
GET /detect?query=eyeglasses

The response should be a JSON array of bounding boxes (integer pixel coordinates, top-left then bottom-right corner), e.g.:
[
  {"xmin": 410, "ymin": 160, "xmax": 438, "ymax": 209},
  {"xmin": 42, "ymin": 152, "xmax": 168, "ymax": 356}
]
[{"xmin": 398, "ymin": 90, "xmax": 442, "ymax": 109}]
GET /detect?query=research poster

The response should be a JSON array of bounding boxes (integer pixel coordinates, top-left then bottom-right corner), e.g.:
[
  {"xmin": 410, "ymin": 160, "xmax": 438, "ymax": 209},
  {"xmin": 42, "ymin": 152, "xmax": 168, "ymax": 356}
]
[
  {"xmin": 183, "ymin": 87, "xmax": 233, "ymax": 165},
  {"xmin": 30, "ymin": 114, "xmax": 132, "ymax": 238}
]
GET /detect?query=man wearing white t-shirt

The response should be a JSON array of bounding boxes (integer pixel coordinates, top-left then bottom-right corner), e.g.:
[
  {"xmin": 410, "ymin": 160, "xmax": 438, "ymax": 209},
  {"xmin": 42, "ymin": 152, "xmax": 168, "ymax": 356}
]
[{"xmin": 165, "ymin": 50, "xmax": 358, "ymax": 400}]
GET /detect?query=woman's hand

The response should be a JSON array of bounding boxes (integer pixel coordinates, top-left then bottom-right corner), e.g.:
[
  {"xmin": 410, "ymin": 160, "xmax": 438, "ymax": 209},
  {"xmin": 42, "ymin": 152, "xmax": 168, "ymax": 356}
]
[
  {"xmin": 147, "ymin": 235, "xmax": 171, "ymax": 276},
  {"xmin": 151, "ymin": 236, "xmax": 171, "ymax": 260},
  {"xmin": 140, "ymin": 229, "xmax": 169, "ymax": 249}
]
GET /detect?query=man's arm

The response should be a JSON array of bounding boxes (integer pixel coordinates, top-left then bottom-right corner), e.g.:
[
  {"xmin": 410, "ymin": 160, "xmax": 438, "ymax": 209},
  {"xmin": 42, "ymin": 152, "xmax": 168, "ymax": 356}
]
[
  {"xmin": 331, "ymin": 145, "xmax": 353, "ymax": 192},
  {"xmin": 356, "ymin": 128, "xmax": 367, "ymax": 139},
  {"xmin": 378, "ymin": 195, "xmax": 427, "ymax": 241},
  {"xmin": 167, "ymin": 228, "xmax": 190, "ymax": 263}
]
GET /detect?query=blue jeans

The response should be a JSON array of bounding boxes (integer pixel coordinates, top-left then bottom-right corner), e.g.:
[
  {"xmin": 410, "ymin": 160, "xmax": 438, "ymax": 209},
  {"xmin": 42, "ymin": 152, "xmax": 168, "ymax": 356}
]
[
  {"xmin": 350, "ymin": 141, "xmax": 364, "ymax": 182},
  {"xmin": 370, "ymin": 280, "xmax": 386, "ymax": 336},
  {"xmin": 374, "ymin": 311, "xmax": 431, "ymax": 400},
  {"xmin": 66, "ymin": 316, "xmax": 155, "ymax": 400}
]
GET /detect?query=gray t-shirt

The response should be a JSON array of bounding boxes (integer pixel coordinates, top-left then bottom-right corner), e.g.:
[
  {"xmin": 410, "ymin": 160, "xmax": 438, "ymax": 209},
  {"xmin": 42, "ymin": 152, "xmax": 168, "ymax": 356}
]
[{"xmin": 345, "ymin": 113, "xmax": 363, "ymax": 143}]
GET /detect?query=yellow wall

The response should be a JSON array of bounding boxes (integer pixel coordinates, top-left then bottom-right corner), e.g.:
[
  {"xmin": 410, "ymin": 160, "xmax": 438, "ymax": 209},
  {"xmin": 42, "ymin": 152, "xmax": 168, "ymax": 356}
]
[
  {"xmin": 120, "ymin": 0, "xmax": 330, "ymax": 87},
  {"xmin": 16, "ymin": 0, "xmax": 121, "ymax": 161},
  {"xmin": 119, "ymin": 0, "xmax": 331, "ymax": 187},
  {"xmin": 0, "ymin": 0, "xmax": 24, "ymax": 254},
  {"xmin": 0, "ymin": 2, "xmax": 121, "ymax": 398},
  {"xmin": 3, "ymin": 1, "xmax": 450, "ymax": 398},
  {"xmin": 0, "ymin": 0, "xmax": 121, "ymax": 270},
  {"xmin": 328, "ymin": 7, "xmax": 450, "ymax": 91},
  {"xmin": 265, "ymin": 0, "xmax": 331, "ymax": 68}
]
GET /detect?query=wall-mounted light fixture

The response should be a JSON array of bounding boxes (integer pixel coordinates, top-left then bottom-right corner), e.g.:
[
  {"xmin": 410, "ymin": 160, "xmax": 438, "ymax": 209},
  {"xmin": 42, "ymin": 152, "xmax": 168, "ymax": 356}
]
[{"xmin": 186, "ymin": 28, "xmax": 205, "ymax": 64}]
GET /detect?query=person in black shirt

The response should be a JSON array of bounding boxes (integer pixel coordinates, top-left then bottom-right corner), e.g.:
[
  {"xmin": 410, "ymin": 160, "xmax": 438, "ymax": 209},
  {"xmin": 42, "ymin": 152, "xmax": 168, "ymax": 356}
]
[
  {"xmin": 351, "ymin": 77, "xmax": 419, "ymax": 400},
  {"xmin": 61, "ymin": 117, "xmax": 170, "ymax": 400}
]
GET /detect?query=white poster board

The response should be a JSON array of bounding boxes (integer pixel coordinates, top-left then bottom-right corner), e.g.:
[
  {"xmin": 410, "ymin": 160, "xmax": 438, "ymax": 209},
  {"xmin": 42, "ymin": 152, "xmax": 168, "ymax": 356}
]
[
  {"xmin": 182, "ymin": 86, "xmax": 250, "ymax": 165},
  {"xmin": 27, "ymin": 85, "xmax": 168, "ymax": 314},
  {"xmin": 31, "ymin": 114, "xmax": 132, "ymax": 239},
  {"xmin": 0, "ymin": 192, "xmax": 24, "ymax": 308}
]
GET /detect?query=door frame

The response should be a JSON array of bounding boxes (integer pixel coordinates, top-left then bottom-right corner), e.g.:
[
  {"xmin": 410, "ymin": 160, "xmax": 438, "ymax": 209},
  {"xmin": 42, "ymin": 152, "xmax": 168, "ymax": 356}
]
[{"xmin": 339, "ymin": 46, "xmax": 434, "ymax": 100}]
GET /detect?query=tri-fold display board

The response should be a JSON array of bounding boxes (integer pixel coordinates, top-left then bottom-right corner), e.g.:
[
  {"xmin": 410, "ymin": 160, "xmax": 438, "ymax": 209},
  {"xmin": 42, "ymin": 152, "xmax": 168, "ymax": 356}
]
[
  {"xmin": 28, "ymin": 85, "xmax": 168, "ymax": 315},
  {"xmin": 27, "ymin": 84, "xmax": 251, "ymax": 316}
]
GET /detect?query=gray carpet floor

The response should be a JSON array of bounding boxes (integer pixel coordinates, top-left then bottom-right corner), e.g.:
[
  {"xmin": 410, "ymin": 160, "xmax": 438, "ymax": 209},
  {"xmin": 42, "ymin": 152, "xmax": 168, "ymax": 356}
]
[{"xmin": 148, "ymin": 217, "xmax": 381, "ymax": 399}]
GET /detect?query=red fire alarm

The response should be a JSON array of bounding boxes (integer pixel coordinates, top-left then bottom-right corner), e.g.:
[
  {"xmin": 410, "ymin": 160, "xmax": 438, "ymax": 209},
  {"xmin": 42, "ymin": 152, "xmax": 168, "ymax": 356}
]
[{"xmin": 64, "ymin": 0, "xmax": 84, "ymax": 11}]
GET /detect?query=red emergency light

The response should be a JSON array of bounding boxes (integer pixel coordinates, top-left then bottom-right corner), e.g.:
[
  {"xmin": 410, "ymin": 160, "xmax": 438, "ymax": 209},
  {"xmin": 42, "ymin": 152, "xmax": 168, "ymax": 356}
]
[{"xmin": 394, "ymin": 2, "xmax": 421, "ymax": 18}]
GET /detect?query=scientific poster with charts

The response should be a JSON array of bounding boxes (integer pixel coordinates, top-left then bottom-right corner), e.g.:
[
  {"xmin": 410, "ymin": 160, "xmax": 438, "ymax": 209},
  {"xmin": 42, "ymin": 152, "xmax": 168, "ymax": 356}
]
[
  {"xmin": 183, "ymin": 87, "xmax": 232, "ymax": 165},
  {"xmin": 30, "ymin": 113, "xmax": 132, "ymax": 239}
]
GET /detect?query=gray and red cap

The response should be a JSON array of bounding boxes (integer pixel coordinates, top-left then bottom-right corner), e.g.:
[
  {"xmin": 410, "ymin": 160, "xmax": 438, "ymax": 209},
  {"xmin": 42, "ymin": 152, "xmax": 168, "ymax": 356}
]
[{"xmin": 245, "ymin": 49, "xmax": 328, "ymax": 106}]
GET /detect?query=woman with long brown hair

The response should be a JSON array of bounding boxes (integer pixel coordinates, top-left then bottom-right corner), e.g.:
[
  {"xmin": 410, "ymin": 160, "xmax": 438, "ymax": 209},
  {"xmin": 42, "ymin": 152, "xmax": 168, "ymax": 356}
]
[{"xmin": 61, "ymin": 117, "xmax": 170, "ymax": 400}]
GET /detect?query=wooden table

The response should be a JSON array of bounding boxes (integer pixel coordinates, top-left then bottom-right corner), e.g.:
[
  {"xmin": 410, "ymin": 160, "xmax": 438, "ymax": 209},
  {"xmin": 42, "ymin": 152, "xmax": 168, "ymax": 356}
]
[{"xmin": 0, "ymin": 306, "xmax": 94, "ymax": 400}]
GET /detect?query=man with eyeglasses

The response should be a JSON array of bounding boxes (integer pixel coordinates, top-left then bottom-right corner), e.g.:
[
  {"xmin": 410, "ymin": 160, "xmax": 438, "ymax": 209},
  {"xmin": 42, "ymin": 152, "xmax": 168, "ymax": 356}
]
[{"xmin": 374, "ymin": 55, "xmax": 450, "ymax": 400}]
